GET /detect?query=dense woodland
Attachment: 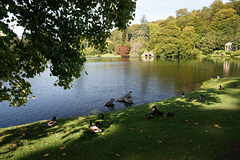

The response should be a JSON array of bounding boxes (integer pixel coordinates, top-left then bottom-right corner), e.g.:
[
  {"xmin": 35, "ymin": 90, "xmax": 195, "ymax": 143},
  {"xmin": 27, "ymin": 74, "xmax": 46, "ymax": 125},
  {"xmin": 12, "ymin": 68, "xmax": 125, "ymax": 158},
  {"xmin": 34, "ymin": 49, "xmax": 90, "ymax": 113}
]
[{"xmin": 85, "ymin": 0, "xmax": 240, "ymax": 58}]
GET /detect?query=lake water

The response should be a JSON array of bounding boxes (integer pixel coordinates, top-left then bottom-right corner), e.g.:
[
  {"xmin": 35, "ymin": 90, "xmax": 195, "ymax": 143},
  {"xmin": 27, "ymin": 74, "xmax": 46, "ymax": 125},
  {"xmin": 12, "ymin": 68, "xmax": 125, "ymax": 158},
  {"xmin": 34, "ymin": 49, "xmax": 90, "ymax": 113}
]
[{"xmin": 0, "ymin": 57, "xmax": 240, "ymax": 128}]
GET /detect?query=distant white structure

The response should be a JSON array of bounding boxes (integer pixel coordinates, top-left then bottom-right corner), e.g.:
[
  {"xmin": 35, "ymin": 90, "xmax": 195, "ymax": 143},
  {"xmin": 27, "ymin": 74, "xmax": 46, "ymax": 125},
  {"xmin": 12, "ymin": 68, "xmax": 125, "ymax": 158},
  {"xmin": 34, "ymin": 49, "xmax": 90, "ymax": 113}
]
[
  {"xmin": 141, "ymin": 51, "xmax": 154, "ymax": 57},
  {"xmin": 225, "ymin": 42, "xmax": 233, "ymax": 51}
]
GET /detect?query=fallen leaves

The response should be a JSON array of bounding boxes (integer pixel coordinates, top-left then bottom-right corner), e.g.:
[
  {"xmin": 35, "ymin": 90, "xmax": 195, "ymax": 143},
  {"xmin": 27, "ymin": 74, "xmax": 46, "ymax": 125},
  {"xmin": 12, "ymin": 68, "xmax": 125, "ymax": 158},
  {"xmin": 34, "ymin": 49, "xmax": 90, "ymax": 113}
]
[
  {"xmin": 158, "ymin": 140, "xmax": 162, "ymax": 144},
  {"xmin": 214, "ymin": 124, "xmax": 222, "ymax": 129},
  {"xmin": 60, "ymin": 146, "xmax": 66, "ymax": 150},
  {"xmin": 44, "ymin": 153, "xmax": 49, "ymax": 157}
]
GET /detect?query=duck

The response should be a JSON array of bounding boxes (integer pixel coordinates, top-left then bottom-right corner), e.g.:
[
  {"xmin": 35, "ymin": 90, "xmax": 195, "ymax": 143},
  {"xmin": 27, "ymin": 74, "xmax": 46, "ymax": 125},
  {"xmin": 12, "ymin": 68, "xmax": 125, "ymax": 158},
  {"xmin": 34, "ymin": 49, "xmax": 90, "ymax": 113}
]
[
  {"xmin": 89, "ymin": 120, "xmax": 102, "ymax": 133},
  {"xmin": 117, "ymin": 97, "xmax": 125, "ymax": 102},
  {"xmin": 124, "ymin": 91, "xmax": 132, "ymax": 98},
  {"xmin": 117, "ymin": 91, "xmax": 132, "ymax": 102},
  {"xmin": 219, "ymin": 85, "xmax": 224, "ymax": 90},
  {"xmin": 166, "ymin": 112, "xmax": 175, "ymax": 117},
  {"xmin": 145, "ymin": 112, "xmax": 155, "ymax": 119},
  {"xmin": 233, "ymin": 83, "xmax": 239, "ymax": 87},
  {"xmin": 95, "ymin": 121, "xmax": 103, "ymax": 127},
  {"xmin": 200, "ymin": 95, "xmax": 206, "ymax": 102},
  {"xmin": 152, "ymin": 106, "xmax": 164, "ymax": 116},
  {"xmin": 124, "ymin": 98, "xmax": 133, "ymax": 104},
  {"xmin": 188, "ymin": 97, "xmax": 193, "ymax": 102},
  {"xmin": 105, "ymin": 98, "xmax": 114, "ymax": 107},
  {"xmin": 180, "ymin": 93, "xmax": 185, "ymax": 99},
  {"xmin": 99, "ymin": 113, "xmax": 104, "ymax": 120},
  {"xmin": 46, "ymin": 116, "xmax": 57, "ymax": 127}
]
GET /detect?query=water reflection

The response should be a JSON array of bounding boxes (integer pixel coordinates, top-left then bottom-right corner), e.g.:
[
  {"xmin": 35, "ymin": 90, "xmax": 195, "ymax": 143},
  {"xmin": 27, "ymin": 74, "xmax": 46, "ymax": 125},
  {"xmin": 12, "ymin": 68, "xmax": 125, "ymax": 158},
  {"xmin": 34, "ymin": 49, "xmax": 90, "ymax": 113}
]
[{"xmin": 0, "ymin": 57, "xmax": 240, "ymax": 128}]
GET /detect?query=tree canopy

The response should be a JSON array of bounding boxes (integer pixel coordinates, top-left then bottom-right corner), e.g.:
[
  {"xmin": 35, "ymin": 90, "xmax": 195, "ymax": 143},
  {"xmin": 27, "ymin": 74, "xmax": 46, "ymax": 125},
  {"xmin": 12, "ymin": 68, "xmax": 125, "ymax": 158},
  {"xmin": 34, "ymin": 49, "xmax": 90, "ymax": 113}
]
[{"xmin": 0, "ymin": 0, "xmax": 136, "ymax": 106}]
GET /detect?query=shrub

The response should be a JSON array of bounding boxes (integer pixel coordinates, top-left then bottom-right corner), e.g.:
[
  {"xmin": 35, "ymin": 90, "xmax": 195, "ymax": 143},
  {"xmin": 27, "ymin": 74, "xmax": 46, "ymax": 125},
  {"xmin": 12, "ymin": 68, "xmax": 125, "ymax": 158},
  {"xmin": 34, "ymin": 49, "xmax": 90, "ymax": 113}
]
[
  {"xmin": 215, "ymin": 50, "xmax": 225, "ymax": 54},
  {"xmin": 120, "ymin": 46, "xmax": 131, "ymax": 57},
  {"xmin": 233, "ymin": 50, "xmax": 240, "ymax": 56}
]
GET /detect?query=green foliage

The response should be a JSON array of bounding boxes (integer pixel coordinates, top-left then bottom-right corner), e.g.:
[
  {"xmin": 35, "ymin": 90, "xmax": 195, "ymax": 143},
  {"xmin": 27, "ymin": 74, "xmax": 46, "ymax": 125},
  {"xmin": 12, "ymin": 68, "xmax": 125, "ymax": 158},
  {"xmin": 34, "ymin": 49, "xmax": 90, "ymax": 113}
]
[
  {"xmin": 211, "ymin": 9, "xmax": 237, "ymax": 31},
  {"xmin": 107, "ymin": 43, "xmax": 115, "ymax": 54},
  {"xmin": 215, "ymin": 50, "xmax": 225, "ymax": 54},
  {"xmin": 233, "ymin": 50, "xmax": 240, "ymax": 56},
  {"xmin": 1, "ymin": 0, "xmax": 136, "ymax": 106},
  {"xmin": 115, "ymin": 44, "xmax": 122, "ymax": 54},
  {"xmin": 107, "ymin": 1, "xmax": 239, "ymax": 58}
]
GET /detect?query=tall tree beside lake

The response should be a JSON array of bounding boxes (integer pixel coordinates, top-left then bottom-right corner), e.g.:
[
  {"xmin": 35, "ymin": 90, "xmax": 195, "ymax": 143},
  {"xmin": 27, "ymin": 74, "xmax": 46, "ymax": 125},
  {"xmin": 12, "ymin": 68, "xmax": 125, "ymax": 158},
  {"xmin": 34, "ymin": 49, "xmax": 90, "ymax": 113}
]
[{"xmin": 0, "ymin": 0, "xmax": 136, "ymax": 106}]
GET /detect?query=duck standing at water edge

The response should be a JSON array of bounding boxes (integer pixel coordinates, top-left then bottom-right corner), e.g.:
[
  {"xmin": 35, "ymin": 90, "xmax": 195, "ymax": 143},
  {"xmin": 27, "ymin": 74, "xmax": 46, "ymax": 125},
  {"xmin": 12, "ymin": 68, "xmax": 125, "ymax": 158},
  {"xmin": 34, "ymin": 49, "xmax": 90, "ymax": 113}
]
[{"xmin": 46, "ymin": 116, "xmax": 57, "ymax": 127}]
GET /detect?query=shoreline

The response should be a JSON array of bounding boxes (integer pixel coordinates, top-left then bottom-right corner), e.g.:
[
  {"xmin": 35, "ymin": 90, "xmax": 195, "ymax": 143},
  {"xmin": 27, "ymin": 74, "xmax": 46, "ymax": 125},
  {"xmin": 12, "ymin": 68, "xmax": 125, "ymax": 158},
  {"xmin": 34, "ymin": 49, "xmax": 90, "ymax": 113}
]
[{"xmin": 1, "ymin": 76, "xmax": 239, "ymax": 130}]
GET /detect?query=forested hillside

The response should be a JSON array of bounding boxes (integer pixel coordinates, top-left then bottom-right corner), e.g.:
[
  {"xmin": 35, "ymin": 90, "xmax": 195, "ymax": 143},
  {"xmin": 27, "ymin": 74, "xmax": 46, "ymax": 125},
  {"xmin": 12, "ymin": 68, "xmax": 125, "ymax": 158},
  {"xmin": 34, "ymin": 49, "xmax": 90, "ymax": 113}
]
[{"xmin": 85, "ymin": 0, "xmax": 240, "ymax": 58}]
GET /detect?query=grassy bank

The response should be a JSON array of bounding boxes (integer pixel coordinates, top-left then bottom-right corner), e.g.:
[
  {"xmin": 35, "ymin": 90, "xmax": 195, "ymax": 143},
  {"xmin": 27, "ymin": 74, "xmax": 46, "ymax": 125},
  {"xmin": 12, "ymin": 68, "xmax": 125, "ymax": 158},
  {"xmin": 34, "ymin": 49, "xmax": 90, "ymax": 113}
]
[
  {"xmin": 86, "ymin": 53, "xmax": 121, "ymax": 58},
  {"xmin": 1, "ymin": 77, "xmax": 240, "ymax": 160}
]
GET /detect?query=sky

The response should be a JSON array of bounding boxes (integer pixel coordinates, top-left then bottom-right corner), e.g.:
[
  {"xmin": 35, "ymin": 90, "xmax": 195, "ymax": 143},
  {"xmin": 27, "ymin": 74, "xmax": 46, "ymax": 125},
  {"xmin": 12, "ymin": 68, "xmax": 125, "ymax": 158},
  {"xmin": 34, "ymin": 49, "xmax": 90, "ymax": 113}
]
[{"xmin": 131, "ymin": 0, "xmax": 230, "ymax": 24}]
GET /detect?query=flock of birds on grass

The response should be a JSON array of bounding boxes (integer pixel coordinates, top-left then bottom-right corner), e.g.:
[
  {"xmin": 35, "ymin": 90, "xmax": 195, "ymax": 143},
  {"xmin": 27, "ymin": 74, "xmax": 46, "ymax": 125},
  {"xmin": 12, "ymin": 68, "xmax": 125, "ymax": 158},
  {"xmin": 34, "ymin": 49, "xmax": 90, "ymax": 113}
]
[{"xmin": 46, "ymin": 82, "xmax": 239, "ymax": 133}]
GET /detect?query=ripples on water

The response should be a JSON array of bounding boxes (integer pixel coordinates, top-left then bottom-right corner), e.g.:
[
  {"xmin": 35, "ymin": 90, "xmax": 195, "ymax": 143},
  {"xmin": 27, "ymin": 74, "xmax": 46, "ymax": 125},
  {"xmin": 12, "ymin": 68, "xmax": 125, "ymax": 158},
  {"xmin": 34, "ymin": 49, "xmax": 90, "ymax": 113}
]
[{"xmin": 0, "ymin": 57, "xmax": 240, "ymax": 128}]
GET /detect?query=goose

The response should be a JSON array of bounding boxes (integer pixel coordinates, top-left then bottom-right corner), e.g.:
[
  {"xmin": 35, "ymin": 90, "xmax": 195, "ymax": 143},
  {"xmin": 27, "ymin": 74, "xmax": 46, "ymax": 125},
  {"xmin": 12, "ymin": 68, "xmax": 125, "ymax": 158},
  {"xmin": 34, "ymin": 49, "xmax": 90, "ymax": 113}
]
[
  {"xmin": 124, "ymin": 98, "xmax": 133, "ymax": 104},
  {"xmin": 89, "ymin": 120, "xmax": 102, "ymax": 133},
  {"xmin": 219, "ymin": 85, "xmax": 224, "ymax": 90},
  {"xmin": 105, "ymin": 98, "xmax": 114, "ymax": 107},
  {"xmin": 152, "ymin": 106, "xmax": 164, "ymax": 116},
  {"xmin": 200, "ymin": 95, "xmax": 206, "ymax": 102},
  {"xmin": 46, "ymin": 116, "xmax": 57, "ymax": 127},
  {"xmin": 99, "ymin": 113, "xmax": 104, "ymax": 120},
  {"xmin": 180, "ymin": 93, "xmax": 185, "ymax": 99}
]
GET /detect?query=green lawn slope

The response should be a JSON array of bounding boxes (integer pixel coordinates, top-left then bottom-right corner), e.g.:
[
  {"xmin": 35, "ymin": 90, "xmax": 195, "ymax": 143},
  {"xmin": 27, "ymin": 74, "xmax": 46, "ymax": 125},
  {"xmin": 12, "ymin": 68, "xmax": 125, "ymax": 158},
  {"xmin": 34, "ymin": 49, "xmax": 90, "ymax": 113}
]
[{"xmin": 1, "ymin": 77, "xmax": 240, "ymax": 160}]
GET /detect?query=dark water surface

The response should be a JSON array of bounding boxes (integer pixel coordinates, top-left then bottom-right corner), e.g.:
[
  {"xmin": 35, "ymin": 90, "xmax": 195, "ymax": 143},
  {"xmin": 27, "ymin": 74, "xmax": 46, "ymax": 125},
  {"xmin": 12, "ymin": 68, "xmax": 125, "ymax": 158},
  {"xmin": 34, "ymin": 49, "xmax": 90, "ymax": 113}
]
[{"xmin": 0, "ymin": 57, "xmax": 240, "ymax": 128}]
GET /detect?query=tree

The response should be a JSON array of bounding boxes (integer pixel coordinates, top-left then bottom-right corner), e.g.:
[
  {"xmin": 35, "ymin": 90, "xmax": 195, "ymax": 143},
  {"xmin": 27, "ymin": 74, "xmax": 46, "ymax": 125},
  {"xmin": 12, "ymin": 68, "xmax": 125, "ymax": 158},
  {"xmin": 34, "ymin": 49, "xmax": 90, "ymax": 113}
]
[
  {"xmin": 210, "ymin": 0, "xmax": 225, "ymax": 16},
  {"xmin": 1, "ymin": 0, "xmax": 136, "ymax": 106},
  {"xmin": 140, "ymin": 15, "xmax": 149, "ymax": 41},
  {"xmin": 120, "ymin": 46, "xmax": 131, "ymax": 56},
  {"xmin": 211, "ymin": 8, "xmax": 237, "ymax": 31},
  {"xmin": 176, "ymin": 8, "xmax": 189, "ymax": 18},
  {"xmin": 115, "ymin": 44, "xmax": 122, "ymax": 54},
  {"xmin": 107, "ymin": 43, "xmax": 115, "ymax": 54}
]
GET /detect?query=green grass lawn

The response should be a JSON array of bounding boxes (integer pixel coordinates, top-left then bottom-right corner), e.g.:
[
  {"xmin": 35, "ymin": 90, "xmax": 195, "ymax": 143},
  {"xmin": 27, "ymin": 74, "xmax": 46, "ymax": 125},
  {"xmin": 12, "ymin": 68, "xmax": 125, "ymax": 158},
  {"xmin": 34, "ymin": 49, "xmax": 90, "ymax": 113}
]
[
  {"xmin": 87, "ymin": 53, "xmax": 121, "ymax": 58},
  {"xmin": 1, "ymin": 77, "xmax": 240, "ymax": 160}
]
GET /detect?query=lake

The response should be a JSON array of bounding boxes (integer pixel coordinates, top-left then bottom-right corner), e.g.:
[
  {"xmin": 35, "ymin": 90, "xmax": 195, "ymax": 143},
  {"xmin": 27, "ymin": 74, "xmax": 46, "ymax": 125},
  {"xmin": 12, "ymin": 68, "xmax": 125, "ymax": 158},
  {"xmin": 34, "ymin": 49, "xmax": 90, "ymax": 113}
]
[{"xmin": 0, "ymin": 57, "xmax": 240, "ymax": 128}]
